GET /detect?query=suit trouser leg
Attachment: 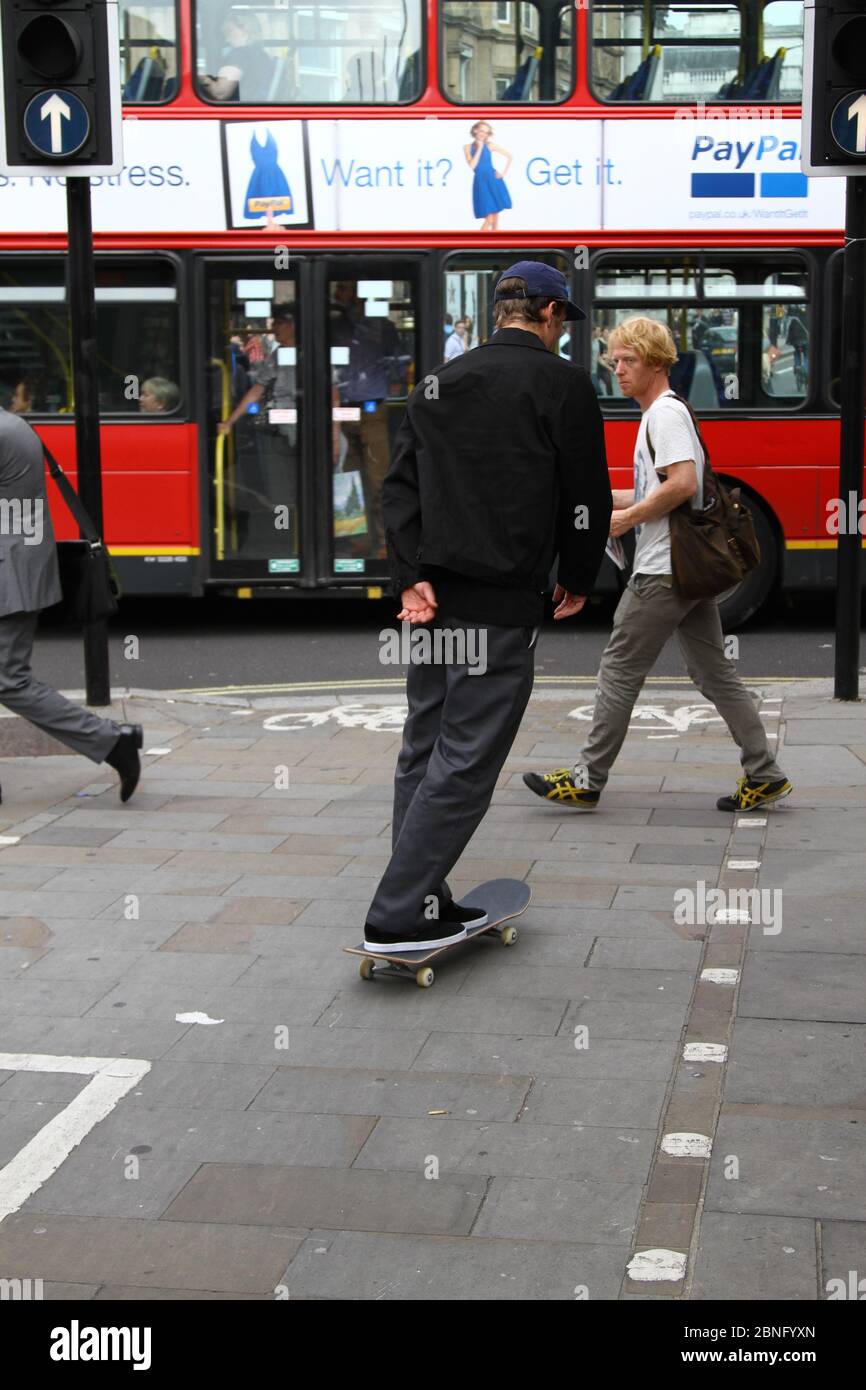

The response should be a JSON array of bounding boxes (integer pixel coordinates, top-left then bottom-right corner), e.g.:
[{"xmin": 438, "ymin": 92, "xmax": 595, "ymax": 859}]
[
  {"xmin": 675, "ymin": 600, "xmax": 786, "ymax": 781},
  {"xmin": 0, "ymin": 612, "xmax": 120, "ymax": 762},
  {"xmin": 367, "ymin": 620, "xmax": 535, "ymax": 929},
  {"xmin": 390, "ymin": 638, "xmax": 454, "ymax": 909}
]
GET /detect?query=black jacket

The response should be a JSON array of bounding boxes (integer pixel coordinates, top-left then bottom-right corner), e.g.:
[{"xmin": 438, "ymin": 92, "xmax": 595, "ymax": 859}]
[{"xmin": 383, "ymin": 327, "xmax": 612, "ymax": 603}]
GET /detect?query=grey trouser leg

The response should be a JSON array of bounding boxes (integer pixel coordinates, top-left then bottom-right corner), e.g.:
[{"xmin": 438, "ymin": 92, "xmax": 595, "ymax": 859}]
[
  {"xmin": 579, "ymin": 575, "xmax": 784, "ymax": 791},
  {"xmin": 367, "ymin": 616, "xmax": 536, "ymax": 930},
  {"xmin": 0, "ymin": 612, "xmax": 120, "ymax": 763}
]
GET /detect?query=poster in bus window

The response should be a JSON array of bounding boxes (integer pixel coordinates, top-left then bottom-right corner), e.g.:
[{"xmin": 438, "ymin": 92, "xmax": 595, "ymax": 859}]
[
  {"xmin": 223, "ymin": 121, "xmax": 313, "ymax": 230},
  {"xmin": 305, "ymin": 120, "xmax": 603, "ymax": 234}
]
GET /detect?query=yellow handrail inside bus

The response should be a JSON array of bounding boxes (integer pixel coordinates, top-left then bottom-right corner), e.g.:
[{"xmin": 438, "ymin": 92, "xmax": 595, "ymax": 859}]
[
  {"xmin": 214, "ymin": 429, "xmax": 225, "ymax": 561},
  {"xmin": 210, "ymin": 355, "xmax": 234, "ymax": 561}
]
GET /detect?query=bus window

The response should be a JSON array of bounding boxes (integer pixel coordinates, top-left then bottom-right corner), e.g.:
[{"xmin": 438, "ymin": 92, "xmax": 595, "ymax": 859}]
[
  {"xmin": 120, "ymin": 2, "xmax": 178, "ymax": 102},
  {"xmin": 444, "ymin": 253, "xmax": 572, "ymax": 350},
  {"xmin": 95, "ymin": 261, "xmax": 182, "ymax": 414},
  {"xmin": 0, "ymin": 262, "xmax": 72, "ymax": 415},
  {"xmin": 194, "ymin": 0, "xmax": 423, "ymax": 103},
  {"xmin": 440, "ymin": 2, "xmax": 574, "ymax": 103},
  {"xmin": 591, "ymin": 2, "xmax": 803, "ymax": 104},
  {"xmin": 592, "ymin": 254, "xmax": 809, "ymax": 407}
]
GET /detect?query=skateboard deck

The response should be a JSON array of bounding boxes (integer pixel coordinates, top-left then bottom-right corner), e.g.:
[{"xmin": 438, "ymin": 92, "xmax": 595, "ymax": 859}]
[{"xmin": 344, "ymin": 877, "xmax": 531, "ymax": 988}]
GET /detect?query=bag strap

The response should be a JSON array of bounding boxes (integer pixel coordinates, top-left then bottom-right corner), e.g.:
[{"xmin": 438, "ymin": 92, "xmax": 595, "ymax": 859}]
[
  {"xmin": 31, "ymin": 427, "xmax": 101, "ymax": 543},
  {"xmin": 645, "ymin": 390, "xmax": 716, "ymax": 484}
]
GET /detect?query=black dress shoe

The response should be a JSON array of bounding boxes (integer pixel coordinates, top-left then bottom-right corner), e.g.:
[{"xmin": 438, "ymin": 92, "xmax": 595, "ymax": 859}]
[{"xmin": 104, "ymin": 724, "xmax": 144, "ymax": 802}]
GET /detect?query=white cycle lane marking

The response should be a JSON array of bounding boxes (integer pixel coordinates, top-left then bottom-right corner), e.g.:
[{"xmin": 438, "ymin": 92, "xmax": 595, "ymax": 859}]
[
  {"xmin": 568, "ymin": 703, "xmax": 724, "ymax": 733},
  {"xmin": 0, "ymin": 1053, "xmax": 150, "ymax": 1223},
  {"xmin": 261, "ymin": 700, "xmax": 727, "ymax": 736}
]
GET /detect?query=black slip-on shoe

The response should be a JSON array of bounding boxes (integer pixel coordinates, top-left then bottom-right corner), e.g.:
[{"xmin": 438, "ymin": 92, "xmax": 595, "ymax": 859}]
[
  {"xmin": 104, "ymin": 724, "xmax": 144, "ymax": 803},
  {"xmin": 523, "ymin": 767, "xmax": 600, "ymax": 810},
  {"xmin": 441, "ymin": 900, "xmax": 487, "ymax": 929},
  {"xmin": 716, "ymin": 776, "xmax": 793, "ymax": 812},
  {"xmin": 363, "ymin": 920, "xmax": 468, "ymax": 953}
]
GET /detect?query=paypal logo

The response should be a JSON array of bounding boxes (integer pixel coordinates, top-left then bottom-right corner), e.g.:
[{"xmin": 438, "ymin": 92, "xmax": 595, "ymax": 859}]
[{"xmin": 690, "ymin": 134, "xmax": 807, "ymax": 199}]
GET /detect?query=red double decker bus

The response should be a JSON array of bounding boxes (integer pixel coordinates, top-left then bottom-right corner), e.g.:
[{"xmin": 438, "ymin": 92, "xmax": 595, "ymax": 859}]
[{"xmin": 0, "ymin": 0, "xmax": 859, "ymax": 626}]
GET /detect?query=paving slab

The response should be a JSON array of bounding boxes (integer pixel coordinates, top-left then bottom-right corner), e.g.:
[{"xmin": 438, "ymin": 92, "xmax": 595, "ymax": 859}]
[
  {"xmin": 280, "ymin": 1229, "xmax": 627, "ymax": 1300},
  {"xmin": 163, "ymin": 1163, "xmax": 485, "ymax": 1237}
]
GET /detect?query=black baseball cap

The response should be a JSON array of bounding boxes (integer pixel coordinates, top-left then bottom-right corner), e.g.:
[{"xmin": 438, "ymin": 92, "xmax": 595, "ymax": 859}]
[{"xmin": 494, "ymin": 261, "xmax": 585, "ymax": 321}]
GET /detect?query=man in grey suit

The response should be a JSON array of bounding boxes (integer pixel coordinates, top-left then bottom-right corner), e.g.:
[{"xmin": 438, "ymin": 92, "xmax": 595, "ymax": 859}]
[{"xmin": 0, "ymin": 407, "xmax": 143, "ymax": 803}]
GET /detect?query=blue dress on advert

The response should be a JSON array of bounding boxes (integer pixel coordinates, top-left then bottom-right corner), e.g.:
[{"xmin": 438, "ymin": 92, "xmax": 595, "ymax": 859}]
[
  {"xmin": 471, "ymin": 141, "xmax": 512, "ymax": 217},
  {"xmin": 244, "ymin": 130, "xmax": 293, "ymax": 219}
]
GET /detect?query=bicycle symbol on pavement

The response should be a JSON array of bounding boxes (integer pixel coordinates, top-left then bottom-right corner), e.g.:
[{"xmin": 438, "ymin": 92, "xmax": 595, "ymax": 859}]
[
  {"xmin": 261, "ymin": 701, "xmax": 723, "ymax": 735},
  {"xmin": 263, "ymin": 703, "xmax": 408, "ymax": 733},
  {"xmin": 568, "ymin": 703, "xmax": 723, "ymax": 733}
]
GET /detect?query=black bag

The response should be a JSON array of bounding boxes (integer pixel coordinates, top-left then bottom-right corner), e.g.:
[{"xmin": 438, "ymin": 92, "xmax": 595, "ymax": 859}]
[
  {"xmin": 647, "ymin": 393, "xmax": 760, "ymax": 601},
  {"xmin": 41, "ymin": 441, "xmax": 121, "ymax": 622}
]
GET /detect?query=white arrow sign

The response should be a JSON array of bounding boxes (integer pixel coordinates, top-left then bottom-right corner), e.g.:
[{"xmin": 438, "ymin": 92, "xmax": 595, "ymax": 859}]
[
  {"xmin": 848, "ymin": 93, "xmax": 866, "ymax": 155},
  {"xmin": 40, "ymin": 93, "xmax": 71, "ymax": 155}
]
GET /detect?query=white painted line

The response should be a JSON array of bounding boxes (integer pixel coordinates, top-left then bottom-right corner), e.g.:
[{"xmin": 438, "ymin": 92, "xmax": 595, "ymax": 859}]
[
  {"xmin": 701, "ymin": 968, "xmax": 740, "ymax": 986},
  {"xmin": 175, "ymin": 1011, "xmax": 223, "ymax": 1026},
  {"xmin": 714, "ymin": 909, "xmax": 751, "ymax": 924},
  {"xmin": 683, "ymin": 1042, "xmax": 728, "ymax": 1063},
  {"xmin": 647, "ymin": 734, "xmax": 679, "ymax": 740},
  {"xmin": 737, "ymin": 818, "xmax": 767, "ymax": 828},
  {"xmin": 726, "ymin": 859, "xmax": 761, "ymax": 870},
  {"xmin": 144, "ymin": 747, "xmax": 173, "ymax": 756},
  {"xmin": 0, "ymin": 836, "xmax": 21, "ymax": 845},
  {"xmin": 0, "ymin": 1053, "xmax": 150, "ymax": 1223},
  {"xmin": 627, "ymin": 1248, "xmax": 687, "ymax": 1282},
  {"xmin": 661, "ymin": 1132, "xmax": 712, "ymax": 1159}
]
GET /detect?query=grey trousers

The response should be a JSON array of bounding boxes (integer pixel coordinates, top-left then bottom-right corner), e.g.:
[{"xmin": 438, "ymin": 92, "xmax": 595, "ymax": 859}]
[
  {"xmin": 579, "ymin": 573, "xmax": 785, "ymax": 791},
  {"xmin": 366, "ymin": 615, "xmax": 536, "ymax": 930},
  {"xmin": 0, "ymin": 611, "xmax": 120, "ymax": 762}
]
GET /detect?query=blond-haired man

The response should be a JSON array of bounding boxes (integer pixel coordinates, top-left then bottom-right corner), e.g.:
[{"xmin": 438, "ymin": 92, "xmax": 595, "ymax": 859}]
[{"xmin": 524, "ymin": 316, "xmax": 791, "ymax": 814}]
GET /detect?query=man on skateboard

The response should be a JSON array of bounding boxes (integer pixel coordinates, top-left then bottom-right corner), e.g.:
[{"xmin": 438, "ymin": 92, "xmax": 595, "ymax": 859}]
[{"xmin": 361, "ymin": 262, "xmax": 612, "ymax": 952}]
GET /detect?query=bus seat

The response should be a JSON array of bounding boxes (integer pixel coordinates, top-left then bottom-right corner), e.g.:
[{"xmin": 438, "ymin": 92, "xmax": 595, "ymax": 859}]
[
  {"xmin": 501, "ymin": 47, "xmax": 542, "ymax": 101},
  {"xmin": 267, "ymin": 54, "xmax": 287, "ymax": 102},
  {"xmin": 756, "ymin": 49, "xmax": 786, "ymax": 100},
  {"xmin": 610, "ymin": 46, "xmax": 662, "ymax": 101},
  {"xmin": 124, "ymin": 55, "xmax": 167, "ymax": 102}
]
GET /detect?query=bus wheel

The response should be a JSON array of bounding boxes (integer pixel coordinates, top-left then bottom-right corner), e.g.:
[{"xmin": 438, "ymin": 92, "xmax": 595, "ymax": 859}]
[{"xmin": 716, "ymin": 494, "xmax": 778, "ymax": 631}]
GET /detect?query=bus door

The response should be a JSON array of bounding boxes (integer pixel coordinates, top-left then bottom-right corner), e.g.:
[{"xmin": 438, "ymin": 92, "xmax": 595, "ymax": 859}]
[
  {"xmin": 203, "ymin": 258, "xmax": 303, "ymax": 582},
  {"xmin": 319, "ymin": 260, "xmax": 420, "ymax": 582}
]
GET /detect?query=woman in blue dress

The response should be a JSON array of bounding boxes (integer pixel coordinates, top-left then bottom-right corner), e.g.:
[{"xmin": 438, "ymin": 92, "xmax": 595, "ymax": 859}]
[{"xmin": 464, "ymin": 121, "xmax": 513, "ymax": 231}]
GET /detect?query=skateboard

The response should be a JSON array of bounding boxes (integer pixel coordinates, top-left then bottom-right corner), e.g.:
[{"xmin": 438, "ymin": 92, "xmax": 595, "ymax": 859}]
[{"xmin": 344, "ymin": 878, "xmax": 531, "ymax": 988}]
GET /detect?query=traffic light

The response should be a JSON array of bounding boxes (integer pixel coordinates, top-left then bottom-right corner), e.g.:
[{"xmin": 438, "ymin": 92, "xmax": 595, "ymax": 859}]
[
  {"xmin": 0, "ymin": 0, "xmax": 122, "ymax": 176},
  {"xmin": 802, "ymin": 0, "xmax": 866, "ymax": 176}
]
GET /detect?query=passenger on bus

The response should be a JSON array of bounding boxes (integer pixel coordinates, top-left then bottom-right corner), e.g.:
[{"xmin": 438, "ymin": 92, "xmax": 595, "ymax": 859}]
[
  {"xmin": 198, "ymin": 11, "xmax": 274, "ymax": 103},
  {"xmin": 8, "ymin": 375, "xmax": 42, "ymax": 414},
  {"xmin": 139, "ymin": 377, "xmax": 180, "ymax": 413},
  {"xmin": 331, "ymin": 282, "xmax": 400, "ymax": 558},
  {"xmin": 218, "ymin": 307, "xmax": 297, "ymax": 436},
  {"xmin": 443, "ymin": 318, "xmax": 468, "ymax": 360}
]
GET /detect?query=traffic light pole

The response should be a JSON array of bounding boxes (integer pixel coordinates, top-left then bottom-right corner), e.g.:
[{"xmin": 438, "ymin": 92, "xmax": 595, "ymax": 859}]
[
  {"xmin": 66, "ymin": 175, "xmax": 111, "ymax": 707},
  {"xmin": 834, "ymin": 176, "xmax": 866, "ymax": 701}
]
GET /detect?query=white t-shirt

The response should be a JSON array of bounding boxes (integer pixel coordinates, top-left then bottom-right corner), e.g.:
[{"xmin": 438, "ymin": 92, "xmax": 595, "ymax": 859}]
[
  {"xmin": 444, "ymin": 332, "xmax": 466, "ymax": 361},
  {"xmin": 632, "ymin": 391, "xmax": 705, "ymax": 575}
]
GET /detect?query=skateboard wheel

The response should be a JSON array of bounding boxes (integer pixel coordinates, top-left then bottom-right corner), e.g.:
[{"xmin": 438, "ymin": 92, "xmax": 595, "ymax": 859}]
[
  {"xmin": 501, "ymin": 926, "xmax": 518, "ymax": 947},
  {"xmin": 415, "ymin": 967, "xmax": 434, "ymax": 988},
  {"xmin": 359, "ymin": 959, "xmax": 375, "ymax": 980}
]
